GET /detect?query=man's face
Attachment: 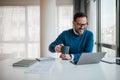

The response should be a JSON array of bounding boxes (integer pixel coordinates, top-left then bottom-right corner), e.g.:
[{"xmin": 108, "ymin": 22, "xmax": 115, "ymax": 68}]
[{"xmin": 73, "ymin": 17, "xmax": 87, "ymax": 34}]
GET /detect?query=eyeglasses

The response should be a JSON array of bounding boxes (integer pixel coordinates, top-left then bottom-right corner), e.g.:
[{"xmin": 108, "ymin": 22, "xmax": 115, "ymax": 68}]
[{"xmin": 75, "ymin": 22, "xmax": 87, "ymax": 27}]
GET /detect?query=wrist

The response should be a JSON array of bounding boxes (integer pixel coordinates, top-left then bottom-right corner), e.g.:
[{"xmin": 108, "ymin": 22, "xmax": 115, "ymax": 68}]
[
  {"xmin": 55, "ymin": 46, "xmax": 57, "ymax": 52},
  {"xmin": 69, "ymin": 54, "xmax": 72, "ymax": 60},
  {"xmin": 70, "ymin": 54, "xmax": 74, "ymax": 61}
]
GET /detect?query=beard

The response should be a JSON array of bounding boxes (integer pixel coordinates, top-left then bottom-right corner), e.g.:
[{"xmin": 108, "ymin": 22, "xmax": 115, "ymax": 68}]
[
  {"xmin": 78, "ymin": 28, "xmax": 84, "ymax": 34},
  {"xmin": 74, "ymin": 27, "xmax": 84, "ymax": 35},
  {"xmin": 73, "ymin": 26, "xmax": 85, "ymax": 35}
]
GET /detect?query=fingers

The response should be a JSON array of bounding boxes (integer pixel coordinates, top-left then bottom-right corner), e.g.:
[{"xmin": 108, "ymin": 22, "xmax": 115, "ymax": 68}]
[
  {"xmin": 59, "ymin": 44, "xmax": 64, "ymax": 47},
  {"xmin": 55, "ymin": 46, "xmax": 61, "ymax": 52},
  {"xmin": 60, "ymin": 54, "xmax": 66, "ymax": 60},
  {"xmin": 65, "ymin": 54, "xmax": 72, "ymax": 60},
  {"xmin": 60, "ymin": 54, "xmax": 72, "ymax": 60},
  {"xmin": 55, "ymin": 44, "xmax": 64, "ymax": 53}
]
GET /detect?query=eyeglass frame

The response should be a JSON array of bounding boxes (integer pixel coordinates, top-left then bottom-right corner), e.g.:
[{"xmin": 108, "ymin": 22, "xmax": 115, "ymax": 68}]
[{"xmin": 75, "ymin": 22, "xmax": 88, "ymax": 27}]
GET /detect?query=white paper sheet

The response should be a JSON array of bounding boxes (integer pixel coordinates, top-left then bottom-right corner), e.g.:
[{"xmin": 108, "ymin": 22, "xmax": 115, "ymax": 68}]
[{"xmin": 25, "ymin": 57, "xmax": 55, "ymax": 74}]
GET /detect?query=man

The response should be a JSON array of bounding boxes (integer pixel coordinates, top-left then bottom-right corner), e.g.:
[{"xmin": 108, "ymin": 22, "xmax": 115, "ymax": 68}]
[{"xmin": 49, "ymin": 12, "xmax": 94, "ymax": 63}]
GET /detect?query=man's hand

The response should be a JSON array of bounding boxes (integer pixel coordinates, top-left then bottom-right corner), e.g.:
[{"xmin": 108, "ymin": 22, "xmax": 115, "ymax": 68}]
[
  {"xmin": 55, "ymin": 44, "xmax": 64, "ymax": 53},
  {"xmin": 55, "ymin": 44, "xmax": 71, "ymax": 60},
  {"xmin": 60, "ymin": 54, "xmax": 72, "ymax": 60}
]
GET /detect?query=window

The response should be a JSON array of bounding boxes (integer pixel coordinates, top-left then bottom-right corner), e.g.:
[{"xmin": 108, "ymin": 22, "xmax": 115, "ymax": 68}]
[
  {"xmin": 101, "ymin": 0, "xmax": 116, "ymax": 45},
  {"xmin": 100, "ymin": 0, "xmax": 116, "ymax": 58},
  {"xmin": 0, "ymin": 6, "xmax": 40, "ymax": 58}
]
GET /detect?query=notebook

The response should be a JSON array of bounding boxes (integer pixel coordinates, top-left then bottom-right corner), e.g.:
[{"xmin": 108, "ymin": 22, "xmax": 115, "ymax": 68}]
[
  {"xmin": 72, "ymin": 52, "xmax": 106, "ymax": 65},
  {"xmin": 13, "ymin": 59, "xmax": 37, "ymax": 67}
]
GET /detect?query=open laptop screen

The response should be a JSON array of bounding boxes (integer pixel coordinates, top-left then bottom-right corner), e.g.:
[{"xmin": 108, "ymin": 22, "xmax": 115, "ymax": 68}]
[{"xmin": 71, "ymin": 52, "xmax": 106, "ymax": 65}]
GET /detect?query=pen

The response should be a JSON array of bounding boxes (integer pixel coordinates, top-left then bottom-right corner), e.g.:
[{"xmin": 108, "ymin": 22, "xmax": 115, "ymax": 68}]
[
  {"xmin": 35, "ymin": 57, "xmax": 55, "ymax": 62},
  {"xmin": 36, "ymin": 58, "xmax": 41, "ymax": 62}
]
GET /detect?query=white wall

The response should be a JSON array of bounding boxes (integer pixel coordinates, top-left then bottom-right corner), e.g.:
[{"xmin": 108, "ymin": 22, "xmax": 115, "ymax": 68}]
[
  {"xmin": 87, "ymin": 0, "xmax": 97, "ymax": 52},
  {"xmin": 40, "ymin": 0, "xmax": 57, "ymax": 57},
  {"xmin": 87, "ymin": 0, "xmax": 96, "ymax": 31}
]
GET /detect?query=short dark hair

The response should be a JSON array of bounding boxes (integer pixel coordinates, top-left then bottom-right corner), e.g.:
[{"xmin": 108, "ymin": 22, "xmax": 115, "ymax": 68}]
[{"xmin": 73, "ymin": 12, "xmax": 87, "ymax": 21}]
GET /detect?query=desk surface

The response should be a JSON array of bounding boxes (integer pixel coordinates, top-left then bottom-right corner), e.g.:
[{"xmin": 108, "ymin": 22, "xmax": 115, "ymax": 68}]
[{"xmin": 0, "ymin": 58, "xmax": 120, "ymax": 80}]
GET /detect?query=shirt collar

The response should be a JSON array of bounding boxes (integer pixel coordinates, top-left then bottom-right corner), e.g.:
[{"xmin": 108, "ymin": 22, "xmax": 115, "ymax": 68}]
[{"xmin": 73, "ymin": 28, "xmax": 79, "ymax": 35}]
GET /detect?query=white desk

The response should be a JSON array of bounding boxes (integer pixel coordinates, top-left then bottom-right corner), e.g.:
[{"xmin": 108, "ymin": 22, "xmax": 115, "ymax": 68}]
[{"xmin": 0, "ymin": 58, "xmax": 120, "ymax": 80}]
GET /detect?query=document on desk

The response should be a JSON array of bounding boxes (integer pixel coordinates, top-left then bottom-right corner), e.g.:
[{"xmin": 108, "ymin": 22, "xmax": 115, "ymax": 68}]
[{"xmin": 25, "ymin": 57, "xmax": 55, "ymax": 74}]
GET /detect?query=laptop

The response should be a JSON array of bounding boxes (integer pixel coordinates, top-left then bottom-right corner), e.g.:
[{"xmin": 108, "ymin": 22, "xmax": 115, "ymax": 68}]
[
  {"xmin": 13, "ymin": 59, "xmax": 37, "ymax": 67},
  {"xmin": 73, "ymin": 52, "xmax": 106, "ymax": 65}
]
